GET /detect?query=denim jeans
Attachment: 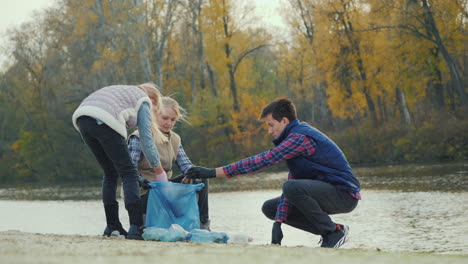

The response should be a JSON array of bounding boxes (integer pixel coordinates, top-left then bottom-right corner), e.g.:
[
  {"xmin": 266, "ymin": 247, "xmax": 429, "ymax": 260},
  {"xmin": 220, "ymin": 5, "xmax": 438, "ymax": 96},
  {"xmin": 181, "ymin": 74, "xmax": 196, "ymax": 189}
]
[
  {"xmin": 77, "ymin": 116, "xmax": 141, "ymax": 207},
  {"xmin": 262, "ymin": 180, "xmax": 358, "ymax": 235}
]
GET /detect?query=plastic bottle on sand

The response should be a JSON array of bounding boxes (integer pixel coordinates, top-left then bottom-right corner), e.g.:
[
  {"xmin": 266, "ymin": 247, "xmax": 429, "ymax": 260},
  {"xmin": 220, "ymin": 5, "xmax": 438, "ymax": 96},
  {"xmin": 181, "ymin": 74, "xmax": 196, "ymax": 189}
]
[
  {"xmin": 227, "ymin": 233, "xmax": 253, "ymax": 244},
  {"xmin": 188, "ymin": 229, "xmax": 229, "ymax": 243}
]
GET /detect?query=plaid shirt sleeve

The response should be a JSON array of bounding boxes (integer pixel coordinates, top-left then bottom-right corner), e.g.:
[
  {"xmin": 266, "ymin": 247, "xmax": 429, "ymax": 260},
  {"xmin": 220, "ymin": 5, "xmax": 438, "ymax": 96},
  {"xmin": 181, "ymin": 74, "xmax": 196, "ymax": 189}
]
[
  {"xmin": 128, "ymin": 135, "xmax": 142, "ymax": 167},
  {"xmin": 222, "ymin": 134, "xmax": 316, "ymax": 177},
  {"xmin": 176, "ymin": 143, "xmax": 193, "ymax": 174},
  {"xmin": 275, "ymin": 173, "xmax": 295, "ymax": 222},
  {"xmin": 222, "ymin": 134, "xmax": 317, "ymax": 222}
]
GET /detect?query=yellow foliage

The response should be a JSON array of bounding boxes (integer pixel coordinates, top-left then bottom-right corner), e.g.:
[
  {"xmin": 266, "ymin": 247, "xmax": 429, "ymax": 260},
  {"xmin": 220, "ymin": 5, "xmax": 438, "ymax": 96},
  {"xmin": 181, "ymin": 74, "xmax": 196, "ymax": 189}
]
[{"xmin": 279, "ymin": 0, "xmax": 466, "ymax": 122}]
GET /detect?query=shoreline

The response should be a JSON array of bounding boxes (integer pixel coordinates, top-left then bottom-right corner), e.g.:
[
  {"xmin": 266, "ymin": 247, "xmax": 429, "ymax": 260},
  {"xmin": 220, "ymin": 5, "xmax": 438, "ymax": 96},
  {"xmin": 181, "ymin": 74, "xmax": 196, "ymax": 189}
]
[
  {"xmin": 1, "ymin": 161, "xmax": 467, "ymax": 200},
  {"xmin": 1, "ymin": 231, "xmax": 467, "ymax": 264}
]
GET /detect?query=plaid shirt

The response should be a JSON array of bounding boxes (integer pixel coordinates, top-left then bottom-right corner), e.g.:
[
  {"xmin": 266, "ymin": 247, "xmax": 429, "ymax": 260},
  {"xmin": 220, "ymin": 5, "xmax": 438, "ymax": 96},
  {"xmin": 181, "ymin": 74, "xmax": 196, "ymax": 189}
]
[
  {"xmin": 128, "ymin": 135, "xmax": 193, "ymax": 174},
  {"xmin": 175, "ymin": 143, "xmax": 193, "ymax": 174},
  {"xmin": 222, "ymin": 133, "xmax": 317, "ymax": 222}
]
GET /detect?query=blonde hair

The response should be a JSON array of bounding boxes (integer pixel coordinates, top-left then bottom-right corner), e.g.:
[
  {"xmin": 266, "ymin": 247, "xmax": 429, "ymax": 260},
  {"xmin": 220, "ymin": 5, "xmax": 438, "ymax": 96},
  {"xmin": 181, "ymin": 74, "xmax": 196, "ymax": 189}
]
[
  {"xmin": 137, "ymin": 82, "xmax": 167, "ymax": 144},
  {"xmin": 161, "ymin": 96, "xmax": 189, "ymax": 124}
]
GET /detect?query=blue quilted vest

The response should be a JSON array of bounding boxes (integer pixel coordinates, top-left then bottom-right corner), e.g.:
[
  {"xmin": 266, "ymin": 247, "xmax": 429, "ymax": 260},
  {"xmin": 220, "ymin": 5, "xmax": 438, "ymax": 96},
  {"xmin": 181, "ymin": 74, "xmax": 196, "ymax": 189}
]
[{"xmin": 273, "ymin": 120, "xmax": 360, "ymax": 196}]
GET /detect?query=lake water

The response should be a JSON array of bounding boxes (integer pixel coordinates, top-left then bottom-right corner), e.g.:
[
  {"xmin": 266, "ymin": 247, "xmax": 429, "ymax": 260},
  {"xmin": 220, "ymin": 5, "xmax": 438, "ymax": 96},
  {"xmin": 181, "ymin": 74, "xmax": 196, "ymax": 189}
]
[{"xmin": 0, "ymin": 162, "xmax": 467, "ymax": 255}]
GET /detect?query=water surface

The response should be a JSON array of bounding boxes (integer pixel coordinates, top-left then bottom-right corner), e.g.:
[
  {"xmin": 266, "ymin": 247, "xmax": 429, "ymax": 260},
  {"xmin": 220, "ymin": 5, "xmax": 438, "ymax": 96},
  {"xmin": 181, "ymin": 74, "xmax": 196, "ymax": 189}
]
[{"xmin": 1, "ymin": 162, "xmax": 467, "ymax": 254}]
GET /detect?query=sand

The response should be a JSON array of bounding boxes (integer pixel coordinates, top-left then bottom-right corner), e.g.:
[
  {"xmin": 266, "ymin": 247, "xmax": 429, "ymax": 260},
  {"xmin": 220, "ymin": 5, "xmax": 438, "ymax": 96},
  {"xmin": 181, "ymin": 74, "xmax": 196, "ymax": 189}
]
[{"xmin": 1, "ymin": 231, "xmax": 467, "ymax": 264}]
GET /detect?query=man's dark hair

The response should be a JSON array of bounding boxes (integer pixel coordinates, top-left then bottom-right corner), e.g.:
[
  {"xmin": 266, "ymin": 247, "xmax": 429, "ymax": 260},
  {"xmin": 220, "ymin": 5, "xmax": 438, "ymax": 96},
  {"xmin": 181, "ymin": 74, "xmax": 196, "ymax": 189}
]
[{"xmin": 260, "ymin": 97, "xmax": 297, "ymax": 122}]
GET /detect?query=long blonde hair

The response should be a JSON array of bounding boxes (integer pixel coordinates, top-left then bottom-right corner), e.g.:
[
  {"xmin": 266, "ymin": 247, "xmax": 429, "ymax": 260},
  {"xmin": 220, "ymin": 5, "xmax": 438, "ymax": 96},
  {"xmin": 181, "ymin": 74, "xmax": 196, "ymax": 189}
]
[
  {"xmin": 137, "ymin": 82, "xmax": 167, "ymax": 144},
  {"xmin": 161, "ymin": 96, "xmax": 189, "ymax": 124}
]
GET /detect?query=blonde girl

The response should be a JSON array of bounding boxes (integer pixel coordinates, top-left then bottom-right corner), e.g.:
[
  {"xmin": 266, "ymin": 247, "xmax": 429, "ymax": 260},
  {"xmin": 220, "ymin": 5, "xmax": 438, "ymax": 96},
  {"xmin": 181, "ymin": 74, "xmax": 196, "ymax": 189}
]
[{"xmin": 128, "ymin": 96, "xmax": 211, "ymax": 230}]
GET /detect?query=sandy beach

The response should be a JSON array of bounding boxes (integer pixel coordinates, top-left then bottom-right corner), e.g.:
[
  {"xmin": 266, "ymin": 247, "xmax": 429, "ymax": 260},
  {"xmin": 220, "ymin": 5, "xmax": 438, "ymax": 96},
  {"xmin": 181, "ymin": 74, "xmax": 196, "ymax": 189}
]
[{"xmin": 1, "ymin": 231, "xmax": 467, "ymax": 264}]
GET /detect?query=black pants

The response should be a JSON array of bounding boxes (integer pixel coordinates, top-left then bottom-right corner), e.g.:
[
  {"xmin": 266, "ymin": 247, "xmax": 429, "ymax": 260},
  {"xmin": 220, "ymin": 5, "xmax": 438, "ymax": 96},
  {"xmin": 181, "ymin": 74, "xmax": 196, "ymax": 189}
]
[
  {"xmin": 262, "ymin": 180, "xmax": 358, "ymax": 235},
  {"xmin": 194, "ymin": 178, "xmax": 210, "ymax": 224},
  {"xmin": 141, "ymin": 178, "xmax": 210, "ymax": 224},
  {"xmin": 77, "ymin": 116, "xmax": 141, "ymax": 207}
]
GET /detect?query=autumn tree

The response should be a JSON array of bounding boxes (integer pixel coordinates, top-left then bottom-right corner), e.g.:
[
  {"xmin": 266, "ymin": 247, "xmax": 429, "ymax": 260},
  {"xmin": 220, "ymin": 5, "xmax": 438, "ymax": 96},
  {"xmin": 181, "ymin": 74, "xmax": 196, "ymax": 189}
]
[
  {"xmin": 364, "ymin": 0, "xmax": 467, "ymax": 111},
  {"xmin": 278, "ymin": 0, "xmax": 335, "ymax": 129},
  {"xmin": 202, "ymin": 0, "xmax": 270, "ymax": 112}
]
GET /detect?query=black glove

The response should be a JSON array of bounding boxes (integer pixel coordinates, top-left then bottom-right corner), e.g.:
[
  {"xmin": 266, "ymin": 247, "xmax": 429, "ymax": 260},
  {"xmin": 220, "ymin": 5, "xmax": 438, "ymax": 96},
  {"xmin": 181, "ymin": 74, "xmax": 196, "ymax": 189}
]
[
  {"xmin": 186, "ymin": 166, "xmax": 216, "ymax": 179},
  {"xmin": 168, "ymin": 174, "xmax": 185, "ymax": 183},
  {"xmin": 137, "ymin": 176, "xmax": 151, "ymax": 190},
  {"xmin": 271, "ymin": 221, "xmax": 283, "ymax": 245}
]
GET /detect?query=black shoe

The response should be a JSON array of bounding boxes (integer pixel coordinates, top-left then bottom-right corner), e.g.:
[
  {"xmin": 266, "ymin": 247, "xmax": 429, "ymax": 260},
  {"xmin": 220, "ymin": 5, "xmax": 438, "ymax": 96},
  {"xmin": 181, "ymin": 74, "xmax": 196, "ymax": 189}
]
[
  {"xmin": 127, "ymin": 224, "xmax": 144, "ymax": 240},
  {"xmin": 103, "ymin": 204, "xmax": 127, "ymax": 238},
  {"xmin": 200, "ymin": 220, "xmax": 211, "ymax": 231},
  {"xmin": 320, "ymin": 224, "xmax": 349, "ymax": 248},
  {"xmin": 103, "ymin": 222, "xmax": 128, "ymax": 238}
]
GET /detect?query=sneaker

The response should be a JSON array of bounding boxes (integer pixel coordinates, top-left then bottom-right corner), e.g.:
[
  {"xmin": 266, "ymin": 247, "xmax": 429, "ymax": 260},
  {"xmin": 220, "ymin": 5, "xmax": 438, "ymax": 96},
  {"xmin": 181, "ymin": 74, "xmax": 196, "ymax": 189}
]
[
  {"xmin": 110, "ymin": 230, "xmax": 126, "ymax": 239},
  {"xmin": 127, "ymin": 224, "xmax": 144, "ymax": 240},
  {"xmin": 103, "ymin": 224, "xmax": 128, "ymax": 238},
  {"xmin": 320, "ymin": 224, "xmax": 349, "ymax": 248}
]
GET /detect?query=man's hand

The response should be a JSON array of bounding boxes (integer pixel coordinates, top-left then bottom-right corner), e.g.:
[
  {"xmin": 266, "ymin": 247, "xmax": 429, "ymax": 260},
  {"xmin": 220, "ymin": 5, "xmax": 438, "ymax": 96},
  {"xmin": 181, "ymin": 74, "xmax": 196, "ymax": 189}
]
[
  {"xmin": 186, "ymin": 166, "xmax": 216, "ymax": 179},
  {"xmin": 271, "ymin": 221, "xmax": 283, "ymax": 245},
  {"xmin": 138, "ymin": 176, "xmax": 151, "ymax": 190}
]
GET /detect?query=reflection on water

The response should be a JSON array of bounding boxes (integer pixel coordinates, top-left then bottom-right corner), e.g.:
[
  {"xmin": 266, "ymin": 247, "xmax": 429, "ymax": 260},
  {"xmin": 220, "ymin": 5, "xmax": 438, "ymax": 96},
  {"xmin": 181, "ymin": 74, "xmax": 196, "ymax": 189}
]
[
  {"xmin": 355, "ymin": 162, "xmax": 468, "ymax": 192},
  {"xmin": 0, "ymin": 162, "xmax": 467, "ymax": 254},
  {"xmin": 0, "ymin": 190, "xmax": 467, "ymax": 255}
]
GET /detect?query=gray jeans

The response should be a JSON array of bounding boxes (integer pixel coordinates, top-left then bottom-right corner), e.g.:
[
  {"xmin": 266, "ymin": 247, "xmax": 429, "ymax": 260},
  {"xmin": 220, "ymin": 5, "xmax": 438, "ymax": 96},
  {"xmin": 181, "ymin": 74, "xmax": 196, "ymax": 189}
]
[
  {"xmin": 77, "ymin": 116, "xmax": 141, "ymax": 207},
  {"xmin": 262, "ymin": 180, "xmax": 358, "ymax": 235}
]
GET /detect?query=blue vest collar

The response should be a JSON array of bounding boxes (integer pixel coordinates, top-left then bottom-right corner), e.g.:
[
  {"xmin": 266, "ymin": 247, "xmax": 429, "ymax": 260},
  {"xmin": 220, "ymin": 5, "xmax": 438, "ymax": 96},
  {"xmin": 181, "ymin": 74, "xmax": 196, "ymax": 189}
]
[{"xmin": 272, "ymin": 119, "xmax": 300, "ymax": 146}]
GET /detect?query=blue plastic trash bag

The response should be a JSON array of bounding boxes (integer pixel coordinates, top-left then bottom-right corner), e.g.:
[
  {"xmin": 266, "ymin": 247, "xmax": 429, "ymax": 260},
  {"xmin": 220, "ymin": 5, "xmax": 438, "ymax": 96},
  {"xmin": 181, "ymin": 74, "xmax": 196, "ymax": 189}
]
[
  {"xmin": 187, "ymin": 229, "xmax": 229, "ymax": 243},
  {"xmin": 146, "ymin": 181, "xmax": 204, "ymax": 231},
  {"xmin": 142, "ymin": 224, "xmax": 187, "ymax": 242}
]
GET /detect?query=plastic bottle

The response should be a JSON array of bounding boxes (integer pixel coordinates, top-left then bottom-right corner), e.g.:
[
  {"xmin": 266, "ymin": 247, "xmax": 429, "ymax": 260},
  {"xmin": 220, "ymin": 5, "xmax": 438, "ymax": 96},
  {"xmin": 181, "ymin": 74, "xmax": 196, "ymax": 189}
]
[
  {"xmin": 227, "ymin": 233, "xmax": 253, "ymax": 244},
  {"xmin": 142, "ymin": 226, "xmax": 187, "ymax": 242},
  {"xmin": 188, "ymin": 229, "xmax": 229, "ymax": 243}
]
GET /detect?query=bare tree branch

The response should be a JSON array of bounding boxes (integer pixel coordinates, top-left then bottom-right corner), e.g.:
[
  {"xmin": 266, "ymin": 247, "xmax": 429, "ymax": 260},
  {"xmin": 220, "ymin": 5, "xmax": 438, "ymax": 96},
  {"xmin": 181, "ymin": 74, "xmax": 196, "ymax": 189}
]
[{"xmin": 233, "ymin": 44, "xmax": 270, "ymax": 73}]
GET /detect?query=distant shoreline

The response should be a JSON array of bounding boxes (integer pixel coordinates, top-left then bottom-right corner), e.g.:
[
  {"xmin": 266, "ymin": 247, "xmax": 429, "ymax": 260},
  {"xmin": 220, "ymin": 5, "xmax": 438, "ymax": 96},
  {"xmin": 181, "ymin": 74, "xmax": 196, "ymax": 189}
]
[{"xmin": 1, "ymin": 161, "xmax": 466, "ymax": 200}]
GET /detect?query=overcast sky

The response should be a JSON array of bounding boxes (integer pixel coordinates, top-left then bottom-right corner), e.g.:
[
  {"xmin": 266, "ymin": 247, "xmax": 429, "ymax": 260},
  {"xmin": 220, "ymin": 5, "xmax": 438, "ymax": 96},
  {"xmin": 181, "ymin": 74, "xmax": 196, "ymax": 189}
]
[
  {"xmin": 0, "ymin": 0, "xmax": 287, "ymax": 68},
  {"xmin": 0, "ymin": 0, "xmax": 55, "ymax": 36}
]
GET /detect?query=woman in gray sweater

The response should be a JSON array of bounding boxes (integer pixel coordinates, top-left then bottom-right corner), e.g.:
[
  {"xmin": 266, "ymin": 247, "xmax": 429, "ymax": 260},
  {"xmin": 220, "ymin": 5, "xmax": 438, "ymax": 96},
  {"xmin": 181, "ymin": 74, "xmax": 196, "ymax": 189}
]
[{"xmin": 72, "ymin": 83, "xmax": 166, "ymax": 240}]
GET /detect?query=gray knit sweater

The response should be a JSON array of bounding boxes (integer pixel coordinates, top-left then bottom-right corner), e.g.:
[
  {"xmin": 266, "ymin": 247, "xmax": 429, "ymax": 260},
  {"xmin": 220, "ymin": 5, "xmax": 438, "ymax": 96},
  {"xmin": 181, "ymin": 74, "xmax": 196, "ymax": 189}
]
[{"xmin": 72, "ymin": 85, "xmax": 151, "ymax": 138}]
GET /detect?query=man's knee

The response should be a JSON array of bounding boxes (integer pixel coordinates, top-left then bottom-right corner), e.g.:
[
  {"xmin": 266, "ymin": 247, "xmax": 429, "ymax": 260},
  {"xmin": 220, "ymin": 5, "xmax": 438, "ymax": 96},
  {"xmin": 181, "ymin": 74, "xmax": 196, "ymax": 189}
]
[
  {"xmin": 261, "ymin": 200, "xmax": 276, "ymax": 220},
  {"xmin": 282, "ymin": 180, "xmax": 299, "ymax": 198}
]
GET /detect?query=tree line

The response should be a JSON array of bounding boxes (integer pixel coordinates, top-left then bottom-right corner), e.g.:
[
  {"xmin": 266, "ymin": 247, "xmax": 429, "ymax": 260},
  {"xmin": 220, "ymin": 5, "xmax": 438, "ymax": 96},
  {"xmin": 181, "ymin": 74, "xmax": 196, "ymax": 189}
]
[{"xmin": 0, "ymin": 0, "xmax": 467, "ymax": 186}]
